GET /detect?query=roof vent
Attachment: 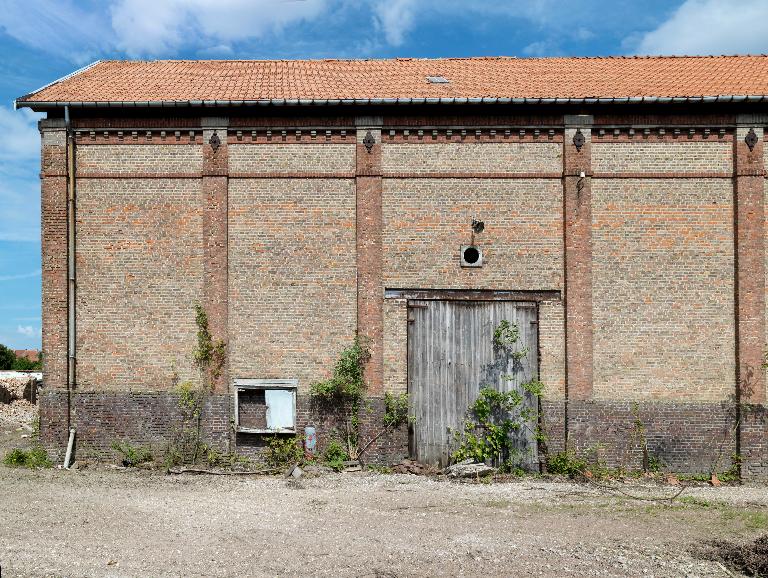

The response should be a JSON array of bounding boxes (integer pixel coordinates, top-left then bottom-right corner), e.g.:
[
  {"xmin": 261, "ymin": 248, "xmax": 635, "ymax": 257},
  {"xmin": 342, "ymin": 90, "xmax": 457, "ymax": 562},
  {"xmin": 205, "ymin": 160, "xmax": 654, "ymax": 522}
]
[{"xmin": 426, "ymin": 76, "xmax": 450, "ymax": 84}]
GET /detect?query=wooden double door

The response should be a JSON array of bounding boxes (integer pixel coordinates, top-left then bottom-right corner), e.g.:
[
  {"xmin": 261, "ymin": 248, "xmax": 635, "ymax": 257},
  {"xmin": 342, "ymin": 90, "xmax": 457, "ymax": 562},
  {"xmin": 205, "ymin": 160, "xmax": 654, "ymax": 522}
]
[{"xmin": 407, "ymin": 300, "xmax": 539, "ymax": 468}]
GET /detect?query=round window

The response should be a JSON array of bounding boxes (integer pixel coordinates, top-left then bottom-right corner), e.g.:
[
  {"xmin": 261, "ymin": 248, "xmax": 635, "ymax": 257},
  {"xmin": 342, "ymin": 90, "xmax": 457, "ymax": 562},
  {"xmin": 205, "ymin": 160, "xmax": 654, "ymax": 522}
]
[{"xmin": 462, "ymin": 246, "xmax": 480, "ymax": 264}]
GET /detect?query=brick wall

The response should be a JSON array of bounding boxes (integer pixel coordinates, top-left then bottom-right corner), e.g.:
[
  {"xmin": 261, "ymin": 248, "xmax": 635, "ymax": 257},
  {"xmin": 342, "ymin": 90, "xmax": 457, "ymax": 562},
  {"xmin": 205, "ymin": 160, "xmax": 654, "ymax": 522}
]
[
  {"xmin": 228, "ymin": 144, "xmax": 355, "ymax": 174},
  {"xmin": 75, "ymin": 178, "xmax": 204, "ymax": 391},
  {"xmin": 591, "ymin": 179, "xmax": 735, "ymax": 401},
  {"xmin": 382, "ymin": 178, "xmax": 563, "ymax": 290},
  {"xmin": 382, "ymin": 143, "xmax": 562, "ymax": 174},
  {"xmin": 228, "ymin": 178, "xmax": 357, "ymax": 391},
  {"xmin": 34, "ymin": 111, "xmax": 768, "ymax": 476},
  {"xmin": 383, "ymin": 298, "xmax": 408, "ymax": 394},
  {"xmin": 592, "ymin": 142, "xmax": 732, "ymax": 173},
  {"xmin": 76, "ymin": 144, "xmax": 202, "ymax": 174},
  {"xmin": 538, "ymin": 299, "xmax": 566, "ymax": 398},
  {"xmin": 545, "ymin": 399, "xmax": 737, "ymax": 473}
]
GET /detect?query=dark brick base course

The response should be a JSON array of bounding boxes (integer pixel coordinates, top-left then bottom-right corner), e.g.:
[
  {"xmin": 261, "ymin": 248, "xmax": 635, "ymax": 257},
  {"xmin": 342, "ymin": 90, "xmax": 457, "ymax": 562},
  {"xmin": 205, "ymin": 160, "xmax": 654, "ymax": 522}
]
[
  {"xmin": 39, "ymin": 390, "xmax": 230, "ymax": 463},
  {"xmin": 40, "ymin": 392, "xmax": 764, "ymax": 477},
  {"xmin": 542, "ymin": 400, "xmax": 740, "ymax": 474},
  {"xmin": 39, "ymin": 391, "xmax": 409, "ymax": 466},
  {"xmin": 236, "ymin": 395, "xmax": 409, "ymax": 465},
  {"xmin": 740, "ymin": 404, "xmax": 768, "ymax": 478}
]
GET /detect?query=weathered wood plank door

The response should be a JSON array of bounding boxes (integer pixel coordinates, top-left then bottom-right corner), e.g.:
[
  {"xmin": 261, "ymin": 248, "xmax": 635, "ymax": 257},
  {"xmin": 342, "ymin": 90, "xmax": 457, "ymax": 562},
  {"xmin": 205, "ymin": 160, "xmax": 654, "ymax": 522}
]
[{"xmin": 407, "ymin": 300, "xmax": 538, "ymax": 468}]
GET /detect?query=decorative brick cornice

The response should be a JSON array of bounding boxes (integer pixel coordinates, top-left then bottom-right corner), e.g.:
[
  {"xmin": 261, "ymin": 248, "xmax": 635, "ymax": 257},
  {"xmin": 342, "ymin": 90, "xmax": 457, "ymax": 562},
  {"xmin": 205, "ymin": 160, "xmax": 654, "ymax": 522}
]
[
  {"xmin": 592, "ymin": 127, "xmax": 733, "ymax": 142},
  {"xmin": 75, "ymin": 130, "xmax": 200, "ymax": 145},
  {"xmin": 383, "ymin": 128, "xmax": 563, "ymax": 143},
  {"xmin": 228, "ymin": 129, "xmax": 353, "ymax": 144}
]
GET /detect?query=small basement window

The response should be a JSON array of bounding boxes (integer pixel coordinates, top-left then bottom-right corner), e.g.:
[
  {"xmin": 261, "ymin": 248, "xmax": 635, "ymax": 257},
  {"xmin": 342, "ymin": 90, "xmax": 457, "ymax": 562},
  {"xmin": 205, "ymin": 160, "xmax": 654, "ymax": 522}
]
[{"xmin": 234, "ymin": 379, "xmax": 297, "ymax": 434}]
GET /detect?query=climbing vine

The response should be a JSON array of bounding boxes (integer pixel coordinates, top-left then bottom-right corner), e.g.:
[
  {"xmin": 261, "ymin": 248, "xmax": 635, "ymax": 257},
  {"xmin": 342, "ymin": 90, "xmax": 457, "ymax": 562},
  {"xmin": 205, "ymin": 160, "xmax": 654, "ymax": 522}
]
[
  {"xmin": 311, "ymin": 338, "xmax": 410, "ymax": 463},
  {"xmin": 165, "ymin": 304, "xmax": 227, "ymax": 467},
  {"xmin": 453, "ymin": 319, "xmax": 544, "ymax": 469},
  {"xmin": 193, "ymin": 303, "xmax": 226, "ymax": 387}
]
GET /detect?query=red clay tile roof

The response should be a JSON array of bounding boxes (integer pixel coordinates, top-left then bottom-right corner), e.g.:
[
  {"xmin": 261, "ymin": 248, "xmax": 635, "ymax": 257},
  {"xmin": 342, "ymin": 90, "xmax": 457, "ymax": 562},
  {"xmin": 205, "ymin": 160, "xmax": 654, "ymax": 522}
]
[{"xmin": 16, "ymin": 56, "xmax": 768, "ymax": 107}]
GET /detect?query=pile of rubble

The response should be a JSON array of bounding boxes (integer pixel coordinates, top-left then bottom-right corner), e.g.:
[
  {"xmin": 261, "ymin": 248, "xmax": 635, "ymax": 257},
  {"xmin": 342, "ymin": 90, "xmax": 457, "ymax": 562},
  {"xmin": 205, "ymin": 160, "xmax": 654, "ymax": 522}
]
[
  {"xmin": 0, "ymin": 372, "xmax": 39, "ymax": 425},
  {"xmin": 391, "ymin": 459, "xmax": 440, "ymax": 476}
]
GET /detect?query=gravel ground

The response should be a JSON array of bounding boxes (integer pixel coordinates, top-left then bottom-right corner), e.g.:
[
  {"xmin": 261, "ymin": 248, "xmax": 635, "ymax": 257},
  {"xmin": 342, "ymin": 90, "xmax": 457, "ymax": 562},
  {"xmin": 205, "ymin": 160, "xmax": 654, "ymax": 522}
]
[{"xmin": 1, "ymin": 463, "xmax": 767, "ymax": 577}]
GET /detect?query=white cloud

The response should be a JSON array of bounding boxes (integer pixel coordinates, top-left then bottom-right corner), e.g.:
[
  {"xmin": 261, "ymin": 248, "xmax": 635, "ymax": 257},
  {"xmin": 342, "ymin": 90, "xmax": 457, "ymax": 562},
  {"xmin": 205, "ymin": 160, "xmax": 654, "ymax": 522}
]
[
  {"xmin": 0, "ymin": 270, "xmax": 41, "ymax": 282},
  {"xmin": 111, "ymin": 0, "xmax": 328, "ymax": 57},
  {"xmin": 632, "ymin": 0, "xmax": 768, "ymax": 55},
  {"xmin": 16, "ymin": 325, "xmax": 39, "ymax": 337},
  {"xmin": 0, "ymin": 106, "xmax": 43, "ymax": 244},
  {"xmin": 0, "ymin": 107, "xmax": 42, "ymax": 164},
  {"xmin": 373, "ymin": 0, "xmax": 415, "ymax": 47},
  {"xmin": 0, "ymin": 0, "xmax": 110, "ymax": 64}
]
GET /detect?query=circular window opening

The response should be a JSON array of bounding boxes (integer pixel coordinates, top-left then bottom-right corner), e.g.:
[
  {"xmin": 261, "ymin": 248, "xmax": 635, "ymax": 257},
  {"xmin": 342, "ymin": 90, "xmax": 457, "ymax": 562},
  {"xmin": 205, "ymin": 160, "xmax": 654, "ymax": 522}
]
[{"xmin": 463, "ymin": 246, "xmax": 480, "ymax": 264}]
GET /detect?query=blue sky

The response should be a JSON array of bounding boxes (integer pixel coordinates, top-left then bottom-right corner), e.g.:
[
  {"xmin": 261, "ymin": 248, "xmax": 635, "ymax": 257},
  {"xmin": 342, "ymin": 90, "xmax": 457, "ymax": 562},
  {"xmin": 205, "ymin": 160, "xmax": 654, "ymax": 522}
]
[{"xmin": 0, "ymin": 0, "xmax": 767, "ymax": 349}]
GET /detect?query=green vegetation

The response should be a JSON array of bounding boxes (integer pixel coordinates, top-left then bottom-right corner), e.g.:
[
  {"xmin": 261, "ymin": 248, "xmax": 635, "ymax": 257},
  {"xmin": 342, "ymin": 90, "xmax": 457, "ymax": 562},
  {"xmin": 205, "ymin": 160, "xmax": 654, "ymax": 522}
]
[
  {"xmin": 323, "ymin": 439, "xmax": 349, "ymax": 472},
  {"xmin": 164, "ymin": 304, "xmax": 228, "ymax": 469},
  {"xmin": 310, "ymin": 338, "xmax": 370, "ymax": 402},
  {"xmin": 0, "ymin": 344, "xmax": 42, "ymax": 371},
  {"xmin": 193, "ymin": 303, "xmax": 226, "ymax": 385},
  {"xmin": 452, "ymin": 320, "xmax": 543, "ymax": 470},
  {"xmin": 265, "ymin": 435, "xmax": 303, "ymax": 469},
  {"xmin": 111, "ymin": 441, "xmax": 153, "ymax": 466},
  {"xmin": 492, "ymin": 319, "xmax": 529, "ymax": 361},
  {"xmin": 545, "ymin": 449, "xmax": 589, "ymax": 477},
  {"xmin": 310, "ymin": 338, "xmax": 412, "ymax": 463},
  {"xmin": 452, "ymin": 381, "xmax": 544, "ymax": 467},
  {"xmin": 383, "ymin": 392, "xmax": 409, "ymax": 429},
  {"xmin": 3, "ymin": 447, "xmax": 52, "ymax": 469}
]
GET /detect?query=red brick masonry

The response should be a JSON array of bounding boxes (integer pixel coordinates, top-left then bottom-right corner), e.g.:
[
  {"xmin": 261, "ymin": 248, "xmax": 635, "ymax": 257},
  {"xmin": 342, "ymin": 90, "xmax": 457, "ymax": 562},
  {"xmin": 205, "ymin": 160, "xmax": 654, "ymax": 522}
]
[{"xmin": 35, "ymin": 108, "xmax": 768, "ymax": 478}]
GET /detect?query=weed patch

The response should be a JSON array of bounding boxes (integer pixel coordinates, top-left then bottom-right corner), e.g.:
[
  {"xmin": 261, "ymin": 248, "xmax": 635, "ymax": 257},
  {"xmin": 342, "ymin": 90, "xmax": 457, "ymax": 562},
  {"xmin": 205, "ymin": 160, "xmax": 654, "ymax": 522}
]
[
  {"xmin": 323, "ymin": 439, "xmax": 349, "ymax": 472},
  {"xmin": 111, "ymin": 441, "xmax": 153, "ymax": 467},
  {"xmin": 266, "ymin": 435, "xmax": 303, "ymax": 469},
  {"xmin": 3, "ymin": 447, "xmax": 52, "ymax": 469}
]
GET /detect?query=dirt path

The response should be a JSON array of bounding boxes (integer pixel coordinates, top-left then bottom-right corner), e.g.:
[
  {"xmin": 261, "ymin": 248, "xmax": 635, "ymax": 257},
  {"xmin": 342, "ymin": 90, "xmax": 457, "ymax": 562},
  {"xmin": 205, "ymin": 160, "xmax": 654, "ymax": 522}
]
[{"xmin": 1, "ymin": 467, "xmax": 766, "ymax": 577}]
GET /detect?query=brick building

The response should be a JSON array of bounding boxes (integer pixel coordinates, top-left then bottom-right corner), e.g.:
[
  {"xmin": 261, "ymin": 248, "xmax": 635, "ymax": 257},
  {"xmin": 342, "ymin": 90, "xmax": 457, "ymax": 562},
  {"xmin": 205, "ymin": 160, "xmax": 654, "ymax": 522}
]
[{"xmin": 15, "ymin": 56, "xmax": 768, "ymax": 477}]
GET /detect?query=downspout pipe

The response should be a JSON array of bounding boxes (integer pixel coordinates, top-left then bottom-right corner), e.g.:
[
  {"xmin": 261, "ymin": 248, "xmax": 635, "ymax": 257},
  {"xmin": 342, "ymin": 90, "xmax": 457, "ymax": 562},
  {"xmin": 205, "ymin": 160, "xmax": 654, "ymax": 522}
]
[{"xmin": 64, "ymin": 105, "xmax": 76, "ymax": 467}]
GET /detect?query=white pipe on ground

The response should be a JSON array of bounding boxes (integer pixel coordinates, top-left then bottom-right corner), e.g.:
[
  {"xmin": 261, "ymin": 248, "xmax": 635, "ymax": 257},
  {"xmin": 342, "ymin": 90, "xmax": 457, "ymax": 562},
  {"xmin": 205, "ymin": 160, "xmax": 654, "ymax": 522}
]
[{"xmin": 63, "ymin": 428, "xmax": 75, "ymax": 469}]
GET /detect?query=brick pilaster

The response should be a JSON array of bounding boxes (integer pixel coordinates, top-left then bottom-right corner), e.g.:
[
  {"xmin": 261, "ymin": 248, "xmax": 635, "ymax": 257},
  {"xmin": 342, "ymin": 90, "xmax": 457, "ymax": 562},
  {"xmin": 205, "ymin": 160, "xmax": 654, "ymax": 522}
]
[
  {"xmin": 202, "ymin": 118, "xmax": 229, "ymax": 392},
  {"xmin": 39, "ymin": 119, "xmax": 68, "ymax": 392},
  {"xmin": 356, "ymin": 117, "xmax": 384, "ymax": 393},
  {"xmin": 39, "ymin": 119, "xmax": 70, "ymax": 452},
  {"xmin": 734, "ymin": 118, "xmax": 766, "ymax": 406},
  {"xmin": 563, "ymin": 115, "xmax": 594, "ymax": 402}
]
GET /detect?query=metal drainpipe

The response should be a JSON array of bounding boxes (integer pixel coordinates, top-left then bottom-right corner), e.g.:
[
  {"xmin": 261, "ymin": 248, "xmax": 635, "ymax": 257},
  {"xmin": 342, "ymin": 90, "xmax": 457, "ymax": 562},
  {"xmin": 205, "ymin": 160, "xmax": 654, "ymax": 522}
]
[{"xmin": 64, "ymin": 105, "xmax": 76, "ymax": 460}]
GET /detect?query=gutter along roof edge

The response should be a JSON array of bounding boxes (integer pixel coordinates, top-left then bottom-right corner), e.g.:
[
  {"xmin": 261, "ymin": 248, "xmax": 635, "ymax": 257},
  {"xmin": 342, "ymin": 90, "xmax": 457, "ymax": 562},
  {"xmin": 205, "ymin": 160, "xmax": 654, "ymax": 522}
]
[{"xmin": 15, "ymin": 94, "xmax": 768, "ymax": 109}]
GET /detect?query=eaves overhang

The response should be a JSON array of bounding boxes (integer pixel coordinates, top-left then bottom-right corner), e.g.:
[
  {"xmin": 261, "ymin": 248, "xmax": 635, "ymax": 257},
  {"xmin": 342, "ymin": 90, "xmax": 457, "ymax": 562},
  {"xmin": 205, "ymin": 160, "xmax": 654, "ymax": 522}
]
[{"xmin": 14, "ymin": 94, "xmax": 768, "ymax": 111}]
